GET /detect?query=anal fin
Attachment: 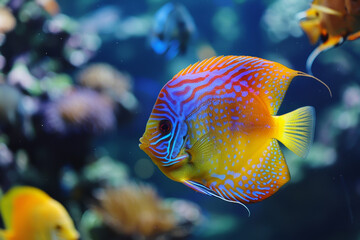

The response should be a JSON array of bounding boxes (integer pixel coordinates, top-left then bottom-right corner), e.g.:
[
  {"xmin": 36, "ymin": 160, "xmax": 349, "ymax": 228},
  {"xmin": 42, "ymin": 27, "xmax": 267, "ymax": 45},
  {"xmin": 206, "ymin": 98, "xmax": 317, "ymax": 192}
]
[{"xmin": 184, "ymin": 139, "xmax": 290, "ymax": 206}]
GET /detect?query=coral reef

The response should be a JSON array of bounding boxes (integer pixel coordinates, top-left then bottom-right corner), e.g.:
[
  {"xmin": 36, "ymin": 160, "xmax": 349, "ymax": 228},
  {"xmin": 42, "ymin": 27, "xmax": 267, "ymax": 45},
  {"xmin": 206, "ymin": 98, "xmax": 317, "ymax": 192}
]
[
  {"xmin": 94, "ymin": 183, "xmax": 176, "ymax": 238},
  {"xmin": 91, "ymin": 183, "xmax": 202, "ymax": 240},
  {"xmin": 77, "ymin": 63, "xmax": 138, "ymax": 113},
  {"xmin": 42, "ymin": 88, "xmax": 116, "ymax": 135}
]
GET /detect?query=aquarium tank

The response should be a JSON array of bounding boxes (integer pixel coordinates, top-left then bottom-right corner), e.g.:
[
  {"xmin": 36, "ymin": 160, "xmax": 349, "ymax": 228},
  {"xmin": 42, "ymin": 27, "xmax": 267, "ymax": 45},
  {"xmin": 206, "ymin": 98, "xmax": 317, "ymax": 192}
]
[{"xmin": 0, "ymin": 0, "xmax": 359, "ymax": 239}]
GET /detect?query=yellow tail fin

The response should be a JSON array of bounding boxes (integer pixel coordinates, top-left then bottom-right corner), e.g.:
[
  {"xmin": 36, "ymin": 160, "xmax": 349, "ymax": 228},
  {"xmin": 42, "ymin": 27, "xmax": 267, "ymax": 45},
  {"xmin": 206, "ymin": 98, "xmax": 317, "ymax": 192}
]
[{"xmin": 274, "ymin": 106, "xmax": 315, "ymax": 158}]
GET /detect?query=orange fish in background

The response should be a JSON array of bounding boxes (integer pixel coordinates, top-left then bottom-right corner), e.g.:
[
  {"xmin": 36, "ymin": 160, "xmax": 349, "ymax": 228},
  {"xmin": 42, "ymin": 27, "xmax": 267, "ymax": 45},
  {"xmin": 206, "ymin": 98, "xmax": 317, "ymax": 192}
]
[
  {"xmin": 0, "ymin": 186, "xmax": 79, "ymax": 240},
  {"xmin": 299, "ymin": 0, "xmax": 360, "ymax": 73}
]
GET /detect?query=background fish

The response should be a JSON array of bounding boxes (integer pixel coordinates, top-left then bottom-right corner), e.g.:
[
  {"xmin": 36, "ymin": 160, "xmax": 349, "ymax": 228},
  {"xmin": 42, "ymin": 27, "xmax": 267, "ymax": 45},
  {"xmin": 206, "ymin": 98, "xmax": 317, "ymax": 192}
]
[
  {"xmin": 299, "ymin": 0, "xmax": 360, "ymax": 73},
  {"xmin": 140, "ymin": 56, "xmax": 329, "ymax": 211},
  {"xmin": 150, "ymin": 2, "xmax": 196, "ymax": 59},
  {"xmin": 0, "ymin": 186, "xmax": 79, "ymax": 240}
]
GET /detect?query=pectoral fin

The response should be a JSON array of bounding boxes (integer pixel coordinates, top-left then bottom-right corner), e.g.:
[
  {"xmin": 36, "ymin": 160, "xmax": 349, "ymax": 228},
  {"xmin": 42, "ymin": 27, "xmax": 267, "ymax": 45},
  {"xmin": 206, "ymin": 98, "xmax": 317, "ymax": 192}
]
[
  {"xmin": 300, "ymin": 18, "xmax": 321, "ymax": 44},
  {"xmin": 299, "ymin": 8, "xmax": 322, "ymax": 45},
  {"xmin": 187, "ymin": 132, "xmax": 218, "ymax": 163},
  {"xmin": 347, "ymin": 31, "xmax": 360, "ymax": 41}
]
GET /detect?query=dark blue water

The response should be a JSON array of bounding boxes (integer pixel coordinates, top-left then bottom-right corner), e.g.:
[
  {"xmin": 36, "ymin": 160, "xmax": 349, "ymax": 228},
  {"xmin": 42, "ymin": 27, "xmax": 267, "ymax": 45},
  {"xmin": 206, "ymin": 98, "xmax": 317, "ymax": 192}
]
[{"xmin": 1, "ymin": 0, "xmax": 359, "ymax": 239}]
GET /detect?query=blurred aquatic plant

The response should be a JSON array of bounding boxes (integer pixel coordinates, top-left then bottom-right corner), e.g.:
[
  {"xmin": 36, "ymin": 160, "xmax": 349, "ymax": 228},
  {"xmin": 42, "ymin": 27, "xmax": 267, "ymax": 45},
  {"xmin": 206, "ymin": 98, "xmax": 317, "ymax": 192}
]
[
  {"xmin": 77, "ymin": 63, "xmax": 131, "ymax": 92},
  {"xmin": 0, "ymin": 143, "xmax": 14, "ymax": 190},
  {"xmin": 115, "ymin": 14, "xmax": 153, "ymax": 40},
  {"xmin": 78, "ymin": 5, "xmax": 121, "ymax": 36},
  {"xmin": 212, "ymin": 7, "xmax": 241, "ymax": 42},
  {"xmin": 42, "ymin": 88, "xmax": 116, "ymax": 135},
  {"xmin": 83, "ymin": 183, "xmax": 202, "ymax": 240},
  {"xmin": 0, "ymin": 1, "xmax": 145, "ymax": 231},
  {"xmin": 196, "ymin": 42, "xmax": 217, "ymax": 61},
  {"xmin": 64, "ymin": 32, "xmax": 101, "ymax": 67},
  {"xmin": 1, "ymin": 0, "xmax": 101, "ymax": 75},
  {"xmin": 35, "ymin": 0, "xmax": 60, "ymax": 16},
  {"xmin": 198, "ymin": 213, "xmax": 241, "ymax": 239},
  {"xmin": 319, "ymin": 84, "xmax": 360, "ymax": 147},
  {"xmin": 134, "ymin": 158, "xmax": 155, "ymax": 180},
  {"xmin": 77, "ymin": 63, "xmax": 138, "ymax": 113},
  {"xmin": 0, "ymin": 7, "xmax": 16, "ymax": 36},
  {"xmin": 284, "ymin": 143, "xmax": 337, "ymax": 182},
  {"xmin": 261, "ymin": 0, "xmax": 310, "ymax": 42},
  {"xmin": 7, "ymin": 62, "xmax": 41, "ymax": 95},
  {"xmin": 83, "ymin": 156, "xmax": 129, "ymax": 187},
  {"xmin": 0, "ymin": 84, "xmax": 22, "ymax": 127},
  {"xmin": 0, "ymin": 143, "xmax": 13, "ymax": 167}
]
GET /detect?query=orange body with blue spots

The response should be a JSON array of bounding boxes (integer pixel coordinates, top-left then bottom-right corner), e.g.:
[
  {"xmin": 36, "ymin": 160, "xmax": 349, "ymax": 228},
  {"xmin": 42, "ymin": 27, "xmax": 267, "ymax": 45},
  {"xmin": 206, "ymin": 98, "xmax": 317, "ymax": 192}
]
[{"xmin": 140, "ymin": 56, "xmax": 320, "ymax": 206}]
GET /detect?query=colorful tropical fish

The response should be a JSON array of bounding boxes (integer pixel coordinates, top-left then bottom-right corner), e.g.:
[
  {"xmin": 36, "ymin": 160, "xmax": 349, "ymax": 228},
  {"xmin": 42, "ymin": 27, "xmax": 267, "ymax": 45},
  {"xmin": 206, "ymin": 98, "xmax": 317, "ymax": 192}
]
[
  {"xmin": 150, "ymin": 2, "xmax": 196, "ymax": 59},
  {"xmin": 139, "ymin": 56, "xmax": 330, "ymax": 213},
  {"xmin": 0, "ymin": 186, "xmax": 79, "ymax": 240},
  {"xmin": 299, "ymin": 0, "xmax": 360, "ymax": 73}
]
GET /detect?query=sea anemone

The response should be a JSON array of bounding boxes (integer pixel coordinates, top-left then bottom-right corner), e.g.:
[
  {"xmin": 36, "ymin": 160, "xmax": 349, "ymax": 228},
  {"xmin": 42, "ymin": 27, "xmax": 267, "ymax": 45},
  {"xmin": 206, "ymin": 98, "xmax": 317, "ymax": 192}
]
[
  {"xmin": 77, "ymin": 63, "xmax": 138, "ymax": 112},
  {"xmin": 92, "ymin": 183, "xmax": 202, "ymax": 239},
  {"xmin": 43, "ymin": 88, "xmax": 116, "ymax": 135},
  {"xmin": 93, "ymin": 183, "xmax": 176, "ymax": 238}
]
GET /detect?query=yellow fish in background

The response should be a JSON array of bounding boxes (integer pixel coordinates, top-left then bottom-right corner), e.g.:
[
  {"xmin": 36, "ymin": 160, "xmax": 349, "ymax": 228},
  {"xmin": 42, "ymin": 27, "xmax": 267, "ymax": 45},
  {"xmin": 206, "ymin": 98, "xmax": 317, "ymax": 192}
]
[
  {"xmin": 0, "ymin": 186, "xmax": 79, "ymax": 240},
  {"xmin": 299, "ymin": 0, "xmax": 360, "ymax": 73}
]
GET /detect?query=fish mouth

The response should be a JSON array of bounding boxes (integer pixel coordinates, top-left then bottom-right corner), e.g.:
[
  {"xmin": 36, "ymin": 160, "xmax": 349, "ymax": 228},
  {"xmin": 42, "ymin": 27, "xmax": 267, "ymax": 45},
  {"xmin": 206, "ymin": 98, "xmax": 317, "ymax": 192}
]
[{"xmin": 139, "ymin": 136, "xmax": 149, "ymax": 150}]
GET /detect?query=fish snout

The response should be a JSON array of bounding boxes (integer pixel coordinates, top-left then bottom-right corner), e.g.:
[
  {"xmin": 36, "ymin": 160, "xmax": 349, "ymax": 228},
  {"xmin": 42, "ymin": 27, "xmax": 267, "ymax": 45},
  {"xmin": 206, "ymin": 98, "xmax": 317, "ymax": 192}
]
[
  {"xmin": 70, "ymin": 232, "xmax": 80, "ymax": 240},
  {"xmin": 139, "ymin": 136, "xmax": 149, "ymax": 150}
]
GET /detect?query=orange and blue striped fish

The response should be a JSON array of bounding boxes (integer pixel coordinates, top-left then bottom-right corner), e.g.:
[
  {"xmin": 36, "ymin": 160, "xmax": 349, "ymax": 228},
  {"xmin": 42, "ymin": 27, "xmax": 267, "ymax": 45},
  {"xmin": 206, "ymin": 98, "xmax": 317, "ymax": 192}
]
[{"xmin": 139, "ymin": 56, "xmax": 329, "ymax": 212}]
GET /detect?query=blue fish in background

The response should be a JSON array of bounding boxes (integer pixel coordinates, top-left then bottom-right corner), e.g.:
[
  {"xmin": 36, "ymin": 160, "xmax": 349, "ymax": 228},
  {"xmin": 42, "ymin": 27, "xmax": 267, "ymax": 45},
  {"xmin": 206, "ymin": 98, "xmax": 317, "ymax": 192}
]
[{"xmin": 150, "ymin": 3, "xmax": 196, "ymax": 59}]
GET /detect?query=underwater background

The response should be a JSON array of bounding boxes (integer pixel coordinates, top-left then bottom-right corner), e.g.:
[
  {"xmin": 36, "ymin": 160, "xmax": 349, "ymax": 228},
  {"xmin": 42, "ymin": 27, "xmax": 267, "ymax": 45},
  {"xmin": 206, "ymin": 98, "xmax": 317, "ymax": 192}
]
[{"xmin": 0, "ymin": 0, "xmax": 359, "ymax": 239}]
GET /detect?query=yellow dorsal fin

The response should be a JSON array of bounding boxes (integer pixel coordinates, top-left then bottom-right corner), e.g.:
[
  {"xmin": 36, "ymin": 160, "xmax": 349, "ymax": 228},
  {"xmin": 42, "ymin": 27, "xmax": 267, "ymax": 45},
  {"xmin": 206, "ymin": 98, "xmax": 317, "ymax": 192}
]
[
  {"xmin": 171, "ymin": 56, "xmax": 331, "ymax": 115},
  {"xmin": 1, "ymin": 186, "xmax": 50, "ymax": 230},
  {"xmin": 173, "ymin": 56, "xmax": 238, "ymax": 79},
  {"xmin": 299, "ymin": 16, "xmax": 321, "ymax": 44},
  {"xmin": 311, "ymin": 3, "xmax": 343, "ymax": 16}
]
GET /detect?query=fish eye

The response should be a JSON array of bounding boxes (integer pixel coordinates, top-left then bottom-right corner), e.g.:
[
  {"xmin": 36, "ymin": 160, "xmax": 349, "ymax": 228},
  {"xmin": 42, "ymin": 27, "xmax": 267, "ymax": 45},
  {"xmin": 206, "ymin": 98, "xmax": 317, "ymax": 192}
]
[
  {"xmin": 159, "ymin": 119, "xmax": 172, "ymax": 134},
  {"xmin": 55, "ymin": 224, "xmax": 63, "ymax": 231}
]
